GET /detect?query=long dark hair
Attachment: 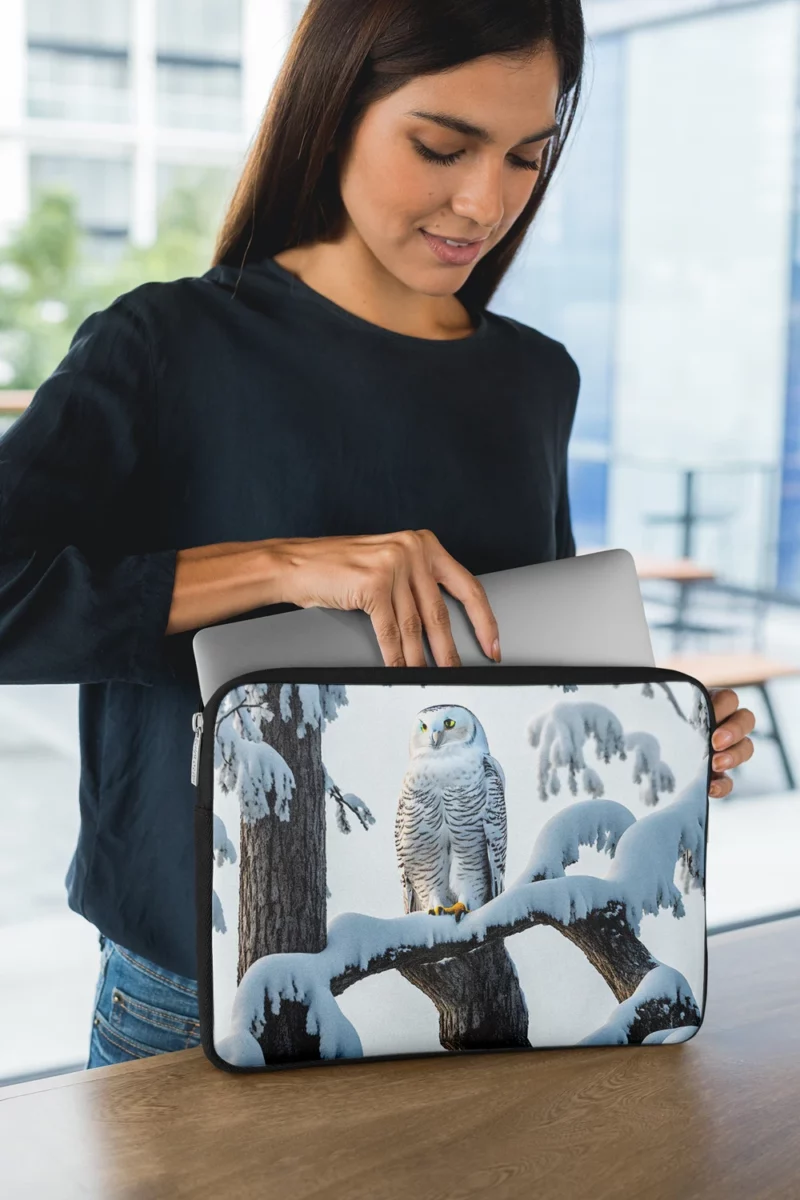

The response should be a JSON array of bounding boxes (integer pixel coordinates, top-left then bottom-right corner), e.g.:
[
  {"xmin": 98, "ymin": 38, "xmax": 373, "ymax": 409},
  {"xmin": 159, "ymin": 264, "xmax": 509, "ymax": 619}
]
[{"xmin": 212, "ymin": 0, "xmax": 585, "ymax": 314}]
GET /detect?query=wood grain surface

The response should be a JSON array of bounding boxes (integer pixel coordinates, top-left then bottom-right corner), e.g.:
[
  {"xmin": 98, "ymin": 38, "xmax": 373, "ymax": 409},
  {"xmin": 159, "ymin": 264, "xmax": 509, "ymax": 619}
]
[{"xmin": 2, "ymin": 916, "xmax": 799, "ymax": 1200}]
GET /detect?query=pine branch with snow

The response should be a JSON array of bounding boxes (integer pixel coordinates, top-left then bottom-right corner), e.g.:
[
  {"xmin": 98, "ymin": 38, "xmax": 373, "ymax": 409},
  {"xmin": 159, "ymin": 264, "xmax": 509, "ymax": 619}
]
[
  {"xmin": 322, "ymin": 763, "xmax": 375, "ymax": 834},
  {"xmin": 625, "ymin": 731, "xmax": 676, "ymax": 806},
  {"xmin": 580, "ymin": 964, "xmax": 701, "ymax": 1045},
  {"xmin": 212, "ymin": 889, "xmax": 227, "ymax": 934},
  {"xmin": 528, "ymin": 700, "xmax": 627, "ymax": 799},
  {"xmin": 215, "ymin": 685, "xmax": 296, "ymax": 823},
  {"xmin": 213, "ymin": 813, "xmax": 237, "ymax": 867}
]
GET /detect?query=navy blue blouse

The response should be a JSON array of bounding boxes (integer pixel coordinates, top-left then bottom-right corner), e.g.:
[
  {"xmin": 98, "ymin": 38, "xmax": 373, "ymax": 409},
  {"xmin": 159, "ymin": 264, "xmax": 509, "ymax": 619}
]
[{"xmin": 0, "ymin": 255, "xmax": 579, "ymax": 977}]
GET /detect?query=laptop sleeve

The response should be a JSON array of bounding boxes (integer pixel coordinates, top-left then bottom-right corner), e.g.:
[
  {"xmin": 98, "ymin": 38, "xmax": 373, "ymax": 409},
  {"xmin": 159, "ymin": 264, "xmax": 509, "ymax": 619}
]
[{"xmin": 193, "ymin": 665, "xmax": 714, "ymax": 1072}]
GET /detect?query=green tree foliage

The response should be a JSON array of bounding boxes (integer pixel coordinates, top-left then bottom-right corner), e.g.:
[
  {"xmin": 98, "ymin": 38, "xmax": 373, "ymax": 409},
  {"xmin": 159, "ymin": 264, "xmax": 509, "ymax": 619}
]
[{"xmin": 0, "ymin": 171, "xmax": 229, "ymax": 391}]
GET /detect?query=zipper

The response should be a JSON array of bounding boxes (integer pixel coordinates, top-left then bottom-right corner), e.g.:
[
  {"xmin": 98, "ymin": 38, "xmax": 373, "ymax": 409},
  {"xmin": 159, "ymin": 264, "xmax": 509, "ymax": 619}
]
[{"xmin": 191, "ymin": 711, "xmax": 204, "ymax": 787}]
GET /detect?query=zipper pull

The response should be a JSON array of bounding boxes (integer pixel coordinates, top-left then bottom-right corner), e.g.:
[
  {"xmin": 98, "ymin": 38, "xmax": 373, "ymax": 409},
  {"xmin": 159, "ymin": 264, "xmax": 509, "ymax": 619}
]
[{"xmin": 190, "ymin": 711, "xmax": 204, "ymax": 787}]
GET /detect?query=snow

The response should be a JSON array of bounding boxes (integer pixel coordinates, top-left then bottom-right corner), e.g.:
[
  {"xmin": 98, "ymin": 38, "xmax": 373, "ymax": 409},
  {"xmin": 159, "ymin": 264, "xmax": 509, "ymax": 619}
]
[
  {"xmin": 527, "ymin": 701, "xmax": 628, "ymax": 799},
  {"xmin": 212, "ymin": 813, "xmax": 237, "ymax": 867},
  {"xmin": 294, "ymin": 684, "xmax": 323, "ymax": 739},
  {"xmin": 278, "ymin": 684, "xmax": 293, "ymax": 721},
  {"xmin": 323, "ymin": 761, "xmax": 375, "ymax": 833},
  {"xmin": 580, "ymin": 963, "xmax": 699, "ymax": 1045},
  {"xmin": 605, "ymin": 763, "xmax": 707, "ymax": 932},
  {"xmin": 515, "ymin": 798, "xmax": 637, "ymax": 882},
  {"xmin": 216, "ymin": 1027, "xmax": 266, "ymax": 1067},
  {"xmin": 319, "ymin": 684, "xmax": 349, "ymax": 726},
  {"xmin": 641, "ymin": 1025, "xmax": 699, "ymax": 1045},
  {"xmin": 217, "ymin": 856, "xmax": 706, "ymax": 1062},
  {"xmin": 216, "ymin": 735, "xmax": 295, "ymax": 824},
  {"xmin": 224, "ymin": 951, "xmax": 363, "ymax": 1065},
  {"xmin": 625, "ymin": 730, "xmax": 676, "ymax": 805},
  {"xmin": 212, "ymin": 889, "xmax": 227, "ymax": 934}
]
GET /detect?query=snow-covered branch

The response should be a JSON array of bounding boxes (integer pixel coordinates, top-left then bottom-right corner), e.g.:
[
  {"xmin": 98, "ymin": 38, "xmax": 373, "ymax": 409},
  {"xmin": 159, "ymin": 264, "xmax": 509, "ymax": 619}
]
[
  {"xmin": 528, "ymin": 701, "xmax": 627, "ymax": 800},
  {"xmin": 513, "ymin": 798, "xmax": 637, "ymax": 884},
  {"xmin": 580, "ymin": 964, "xmax": 701, "ymax": 1045},
  {"xmin": 323, "ymin": 764, "xmax": 375, "ymax": 834},
  {"xmin": 219, "ymin": 764, "xmax": 707, "ymax": 1064},
  {"xmin": 213, "ymin": 813, "xmax": 237, "ymax": 867},
  {"xmin": 625, "ymin": 731, "xmax": 676, "ymax": 806}
]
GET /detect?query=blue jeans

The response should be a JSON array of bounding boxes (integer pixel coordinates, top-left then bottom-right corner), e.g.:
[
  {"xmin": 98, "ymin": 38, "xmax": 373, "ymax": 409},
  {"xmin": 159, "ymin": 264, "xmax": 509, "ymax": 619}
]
[{"xmin": 86, "ymin": 934, "xmax": 201, "ymax": 1068}]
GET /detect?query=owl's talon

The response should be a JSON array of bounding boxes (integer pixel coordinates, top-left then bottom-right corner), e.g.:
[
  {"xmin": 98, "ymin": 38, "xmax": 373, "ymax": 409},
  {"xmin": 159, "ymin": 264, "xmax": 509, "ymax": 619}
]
[{"xmin": 426, "ymin": 902, "xmax": 470, "ymax": 920}]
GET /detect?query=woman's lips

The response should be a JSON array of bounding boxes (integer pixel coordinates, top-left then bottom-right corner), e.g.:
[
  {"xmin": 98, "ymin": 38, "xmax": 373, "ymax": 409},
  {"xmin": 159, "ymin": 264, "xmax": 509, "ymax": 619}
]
[{"xmin": 420, "ymin": 229, "xmax": 485, "ymax": 265}]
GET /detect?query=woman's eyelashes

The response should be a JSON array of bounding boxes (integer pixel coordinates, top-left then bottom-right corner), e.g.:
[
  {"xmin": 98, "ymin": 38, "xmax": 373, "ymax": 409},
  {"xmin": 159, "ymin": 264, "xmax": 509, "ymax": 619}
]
[{"xmin": 412, "ymin": 140, "xmax": 542, "ymax": 172}]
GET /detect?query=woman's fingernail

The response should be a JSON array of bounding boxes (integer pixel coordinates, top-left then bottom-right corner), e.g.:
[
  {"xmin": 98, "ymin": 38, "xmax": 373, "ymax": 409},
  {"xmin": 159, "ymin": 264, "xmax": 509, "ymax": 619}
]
[
  {"xmin": 714, "ymin": 753, "xmax": 733, "ymax": 770},
  {"xmin": 709, "ymin": 783, "xmax": 720, "ymax": 795},
  {"xmin": 714, "ymin": 730, "xmax": 733, "ymax": 748},
  {"xmin": 492, "ymin": 638, "xmax": 501, "ymax": 662}
]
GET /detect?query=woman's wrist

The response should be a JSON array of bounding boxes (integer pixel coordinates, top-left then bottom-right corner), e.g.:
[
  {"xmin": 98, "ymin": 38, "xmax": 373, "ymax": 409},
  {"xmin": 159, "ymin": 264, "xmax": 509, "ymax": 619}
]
[{"xmin": 165, "ymin": 538, "xmax": 296, "ymax": 635}]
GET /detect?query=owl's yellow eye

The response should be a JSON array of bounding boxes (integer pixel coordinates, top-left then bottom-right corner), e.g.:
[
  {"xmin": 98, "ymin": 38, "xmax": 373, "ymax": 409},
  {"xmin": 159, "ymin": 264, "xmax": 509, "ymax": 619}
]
[
  {"xmin": 420, "ymin": 722, "xmax": 427, "ymax": 731},
  {"xmin": 444, "ymin": 718, "xmax": 455, "ymax": 728}
]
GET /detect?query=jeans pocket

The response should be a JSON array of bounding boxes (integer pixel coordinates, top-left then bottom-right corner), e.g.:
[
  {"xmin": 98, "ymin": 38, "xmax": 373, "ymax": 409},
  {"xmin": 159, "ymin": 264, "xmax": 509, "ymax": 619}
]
[{"xmin": 91, "ymin": 941, "xmax": 201, "ymax": 1064}]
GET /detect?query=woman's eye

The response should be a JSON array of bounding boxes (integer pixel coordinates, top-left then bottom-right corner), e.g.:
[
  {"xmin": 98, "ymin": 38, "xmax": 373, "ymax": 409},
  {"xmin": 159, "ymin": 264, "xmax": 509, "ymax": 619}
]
[{"xmin": 413, "ymin": 141, "xmax": 541, "ymax": 173}]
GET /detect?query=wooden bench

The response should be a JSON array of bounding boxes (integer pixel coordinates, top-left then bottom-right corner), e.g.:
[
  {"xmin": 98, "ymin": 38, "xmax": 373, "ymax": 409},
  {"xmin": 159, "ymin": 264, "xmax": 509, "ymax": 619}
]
[
  {"xmin": 658, "ymin": 653, "xmax": 800, "ymax": 791},
  {"xmin": 0, "ymin": 391, "xmax": 33, "ymax": 415}
]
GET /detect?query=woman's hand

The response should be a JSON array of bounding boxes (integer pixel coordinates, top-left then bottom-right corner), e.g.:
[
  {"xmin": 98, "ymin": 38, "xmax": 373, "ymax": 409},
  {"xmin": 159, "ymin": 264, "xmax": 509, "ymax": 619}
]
[
  {"xmin": 271, "ymin": 528, "xmax": 501, "ymax": 668},
  {"xmin": 709, "ymin": 688, "xmax": 756, "ymax": 797}
]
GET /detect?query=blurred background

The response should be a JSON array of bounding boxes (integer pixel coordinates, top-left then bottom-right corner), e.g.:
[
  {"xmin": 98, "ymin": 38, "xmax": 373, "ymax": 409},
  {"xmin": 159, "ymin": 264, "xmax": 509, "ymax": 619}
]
[{"xmin": 1, "ymin": 0, "xmax": 799, "ymax": 1084}]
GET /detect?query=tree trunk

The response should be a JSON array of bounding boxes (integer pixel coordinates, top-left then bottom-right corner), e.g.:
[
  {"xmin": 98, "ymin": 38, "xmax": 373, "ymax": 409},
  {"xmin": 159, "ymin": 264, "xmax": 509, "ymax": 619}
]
[
  {"xmin": 237, "ymin": 683, "xmax": 327, "ymax": 1063},
  {"xmin": 400, "ymin": 940, "xmax": 530, "ymax": 1051},
  {"xmin": 542, "ymin": 900, "xmax": 702, "ymax": 1041}
]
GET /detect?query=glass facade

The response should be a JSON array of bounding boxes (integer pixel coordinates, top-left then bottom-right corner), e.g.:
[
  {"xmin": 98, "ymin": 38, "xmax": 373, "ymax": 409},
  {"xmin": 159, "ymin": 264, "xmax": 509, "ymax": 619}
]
[
  {"xmin": 492, "ymin": 33, "xmax": 627, "ymax": 556},
  {"xmin": 156, "ymin": 0, "xmax": 242, "ymax": 131},
  {"xmin": 26, "ymin": 0, "xmax": 131, "ymax": 123},
  {"xmin": 495, "ymin": 1, "xmax": 800, "ymax": 591},
  {"xmin": 779, "ymin": 9, "xmax": 800, "ymax": 591}
]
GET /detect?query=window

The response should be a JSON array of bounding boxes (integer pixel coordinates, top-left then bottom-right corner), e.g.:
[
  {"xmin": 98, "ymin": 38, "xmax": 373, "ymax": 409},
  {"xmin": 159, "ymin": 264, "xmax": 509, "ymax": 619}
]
[
  {"xmin": 26, "ymin": 0, "xmax": 131, "ymax": 124},
  {"xmin": 156, "ymin": 0, "xmax": 242, "ymax": 131}
]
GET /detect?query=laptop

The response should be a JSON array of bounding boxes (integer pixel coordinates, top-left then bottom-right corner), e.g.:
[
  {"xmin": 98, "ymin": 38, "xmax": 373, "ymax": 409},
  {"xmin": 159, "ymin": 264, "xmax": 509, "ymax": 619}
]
[{"xmin": 192, "ymin": 548, "xmax": 654, "ymax": 705}]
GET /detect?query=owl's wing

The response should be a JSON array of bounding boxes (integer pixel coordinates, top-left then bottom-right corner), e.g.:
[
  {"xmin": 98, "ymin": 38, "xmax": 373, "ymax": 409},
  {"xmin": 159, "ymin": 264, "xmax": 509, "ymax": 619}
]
[
  {"xmin": 482, "ymin": 754, "xmax": 508, "ymax": 898},
  {"xmin": 395, "ymin": 775, "xmax": 418, "ymax": 914}
]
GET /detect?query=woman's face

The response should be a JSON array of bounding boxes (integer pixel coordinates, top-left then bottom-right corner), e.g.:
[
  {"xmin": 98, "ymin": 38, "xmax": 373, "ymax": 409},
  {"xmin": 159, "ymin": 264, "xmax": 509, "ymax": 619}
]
[{"xmin": 336, "ymin": 47, "xmax": 562, "ymax": 295}]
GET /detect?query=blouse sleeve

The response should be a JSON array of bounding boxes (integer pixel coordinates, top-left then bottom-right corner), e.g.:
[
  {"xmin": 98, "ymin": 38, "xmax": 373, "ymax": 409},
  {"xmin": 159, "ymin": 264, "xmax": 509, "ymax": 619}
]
[
  {"xmin": 554, "ymin": 343, "xmax": 580, "ymax": 560},
  {"xmin": 0, "ymin": 296, "xmax": 178, "ymax": 686}
]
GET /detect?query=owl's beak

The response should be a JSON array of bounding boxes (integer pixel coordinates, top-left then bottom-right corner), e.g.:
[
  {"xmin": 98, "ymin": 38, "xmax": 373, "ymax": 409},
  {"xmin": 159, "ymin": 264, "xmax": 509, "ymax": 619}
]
[{"xmin": 430, "ymin": 731, "xmax": 443, "ymax": 748}]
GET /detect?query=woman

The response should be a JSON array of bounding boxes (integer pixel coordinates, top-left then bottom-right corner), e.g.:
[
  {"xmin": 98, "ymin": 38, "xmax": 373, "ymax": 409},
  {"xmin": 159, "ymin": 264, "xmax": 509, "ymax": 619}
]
[{"xmin": 0, "ymin": 0, "xmax": 754, "ymax": 1068}]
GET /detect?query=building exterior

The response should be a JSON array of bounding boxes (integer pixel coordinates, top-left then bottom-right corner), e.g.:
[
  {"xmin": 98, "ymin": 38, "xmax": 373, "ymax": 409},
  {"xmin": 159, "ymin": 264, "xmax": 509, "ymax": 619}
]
[
  {"xmin": 496, "ymin": 0, "xmax": 800, "ymax": 591},
  {"xmin": 0, "ymin": 0, "xmax": 291, "ymax": 259},
  {"xmin": 0, "ymin": 0, "xmax": 798, "ymax": 591}
]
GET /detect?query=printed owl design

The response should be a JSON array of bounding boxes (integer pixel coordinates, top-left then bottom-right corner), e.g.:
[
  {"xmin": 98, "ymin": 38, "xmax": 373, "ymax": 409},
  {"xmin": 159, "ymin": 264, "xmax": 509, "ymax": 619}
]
[{"xmin": 394, "ymin": 704, "xmax": 507, "ymax": 920}]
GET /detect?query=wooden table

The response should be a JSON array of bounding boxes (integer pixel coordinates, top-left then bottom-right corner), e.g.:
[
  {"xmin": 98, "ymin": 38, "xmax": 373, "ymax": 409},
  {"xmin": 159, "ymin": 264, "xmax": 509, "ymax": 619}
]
[
  {"xmin": 3, "ymin": 916, "xmax": 800, "ymax": 1199},
  {"xmin": 659, "ymin": 652, "xmax": 800, "ymax": 790},
  {"xmin": 628, "ymin": 554, "xmax": 718, "ymax": 584}
]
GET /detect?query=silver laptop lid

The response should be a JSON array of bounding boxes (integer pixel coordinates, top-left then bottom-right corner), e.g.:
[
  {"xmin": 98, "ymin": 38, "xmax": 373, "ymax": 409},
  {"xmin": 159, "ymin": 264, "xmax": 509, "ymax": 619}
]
[{"xmin": 193, "ymin": 548, "xmax": 654, "ymax": 705}]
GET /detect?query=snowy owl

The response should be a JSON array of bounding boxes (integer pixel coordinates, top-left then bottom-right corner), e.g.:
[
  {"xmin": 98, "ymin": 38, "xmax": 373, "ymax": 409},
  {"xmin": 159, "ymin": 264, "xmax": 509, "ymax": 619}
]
[{"xmin": 394, "ymin": 704, "xmax": 507, "ymax": 920}]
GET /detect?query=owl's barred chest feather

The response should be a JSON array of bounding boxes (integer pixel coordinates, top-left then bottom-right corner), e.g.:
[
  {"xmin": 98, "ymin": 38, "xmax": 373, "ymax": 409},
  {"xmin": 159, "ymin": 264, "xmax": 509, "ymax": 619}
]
[
  {"xmin": 395, "ymin": 705, "xmax": 508, "ymax": 915},
  {"xmin": 405, "ymin": 753, "xmax": 488, "ymax": 817}
]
